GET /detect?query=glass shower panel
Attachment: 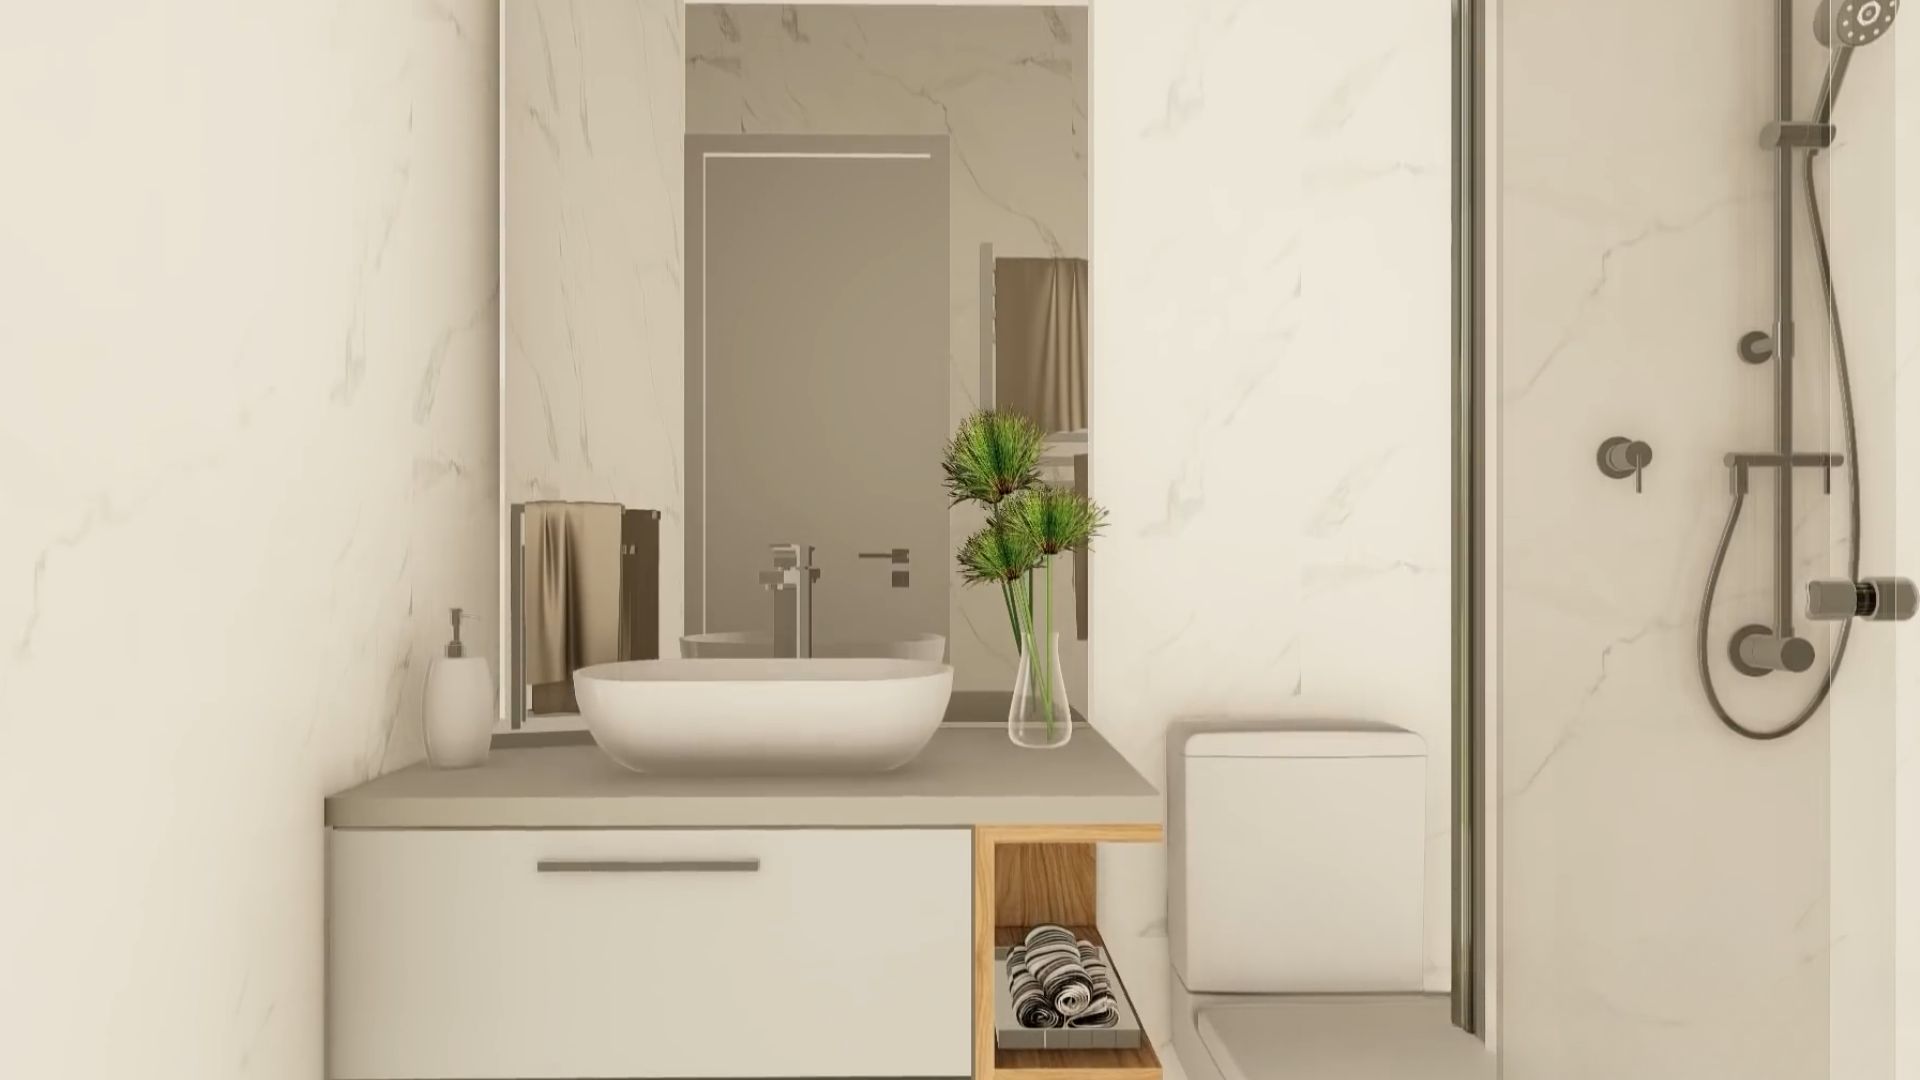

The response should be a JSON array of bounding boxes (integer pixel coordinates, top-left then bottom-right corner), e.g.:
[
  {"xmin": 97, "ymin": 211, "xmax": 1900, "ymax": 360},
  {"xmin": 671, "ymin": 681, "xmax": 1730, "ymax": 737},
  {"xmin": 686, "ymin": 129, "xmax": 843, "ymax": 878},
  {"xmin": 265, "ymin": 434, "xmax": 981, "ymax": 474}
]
[
  {"xmin": 1821, "ymin": 6, "xmax": 1910, "ymax": 1076},
  {"xmin": 1495, "ymin": 0, "xmax": 1908, "ymax": 1075}
]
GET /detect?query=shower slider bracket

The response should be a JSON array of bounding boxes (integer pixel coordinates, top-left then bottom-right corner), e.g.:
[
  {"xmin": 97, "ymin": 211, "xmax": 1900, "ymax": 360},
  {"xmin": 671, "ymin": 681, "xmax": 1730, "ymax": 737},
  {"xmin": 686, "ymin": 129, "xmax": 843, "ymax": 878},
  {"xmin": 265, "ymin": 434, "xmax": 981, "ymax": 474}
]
[
  {"xmin": 1725, "ymin": 451, "xmax": 1846, "ymax": 496},
  {"xmin": 1760, "ymin": 120, "xmax": 1838, "ymax": 149}
]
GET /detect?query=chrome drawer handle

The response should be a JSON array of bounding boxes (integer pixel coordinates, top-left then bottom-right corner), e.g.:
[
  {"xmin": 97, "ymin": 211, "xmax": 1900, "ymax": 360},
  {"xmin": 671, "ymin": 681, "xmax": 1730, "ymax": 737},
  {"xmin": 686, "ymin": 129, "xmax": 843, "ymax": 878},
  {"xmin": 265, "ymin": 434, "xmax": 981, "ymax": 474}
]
[{"xmin": 536, "ymin": 859, "xmax": 761, "ymax": 874}]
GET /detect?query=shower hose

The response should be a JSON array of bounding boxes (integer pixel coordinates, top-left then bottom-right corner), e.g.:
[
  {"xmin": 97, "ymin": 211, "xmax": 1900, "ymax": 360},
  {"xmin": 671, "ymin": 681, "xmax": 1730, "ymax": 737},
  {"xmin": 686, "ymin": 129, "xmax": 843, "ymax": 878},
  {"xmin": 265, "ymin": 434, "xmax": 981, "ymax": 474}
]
[{"xmin": 1695, "ymin": 149, "xmax": 1862, "ymax": 741}]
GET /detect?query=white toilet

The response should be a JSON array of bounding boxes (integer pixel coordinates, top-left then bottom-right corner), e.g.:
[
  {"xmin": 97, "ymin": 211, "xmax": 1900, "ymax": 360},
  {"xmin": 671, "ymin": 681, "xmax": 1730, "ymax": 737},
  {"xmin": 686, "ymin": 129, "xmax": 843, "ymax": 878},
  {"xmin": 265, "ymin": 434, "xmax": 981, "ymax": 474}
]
[{"xmin": 1168, "ymin": 721, "xmax": 1491, "ymax": 1080}]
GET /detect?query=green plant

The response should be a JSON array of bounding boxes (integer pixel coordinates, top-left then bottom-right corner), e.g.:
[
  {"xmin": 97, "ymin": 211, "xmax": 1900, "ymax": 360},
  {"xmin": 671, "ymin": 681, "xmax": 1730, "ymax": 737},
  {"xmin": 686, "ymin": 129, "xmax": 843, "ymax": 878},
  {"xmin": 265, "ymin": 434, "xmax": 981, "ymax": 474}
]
[
  {"xmin": 944, "ymin": 411, "xmax": 1043, "ymax": 650},
  {"xmin": 956, "ymin": 518, "xmax": 1041, "ymax": 647},
  {"xmin": 1003, "ymin": 482, "xmax": 1107, "ymax": 648},
  {"xmin": 1004, "ymin": 484, "xmax": 1107, "ymax": 558},
  {"xmin": 941, "ymin": 411, "xmax": 1043, "ymax": 507},
  {"xmin": 942, "ymin": 412, "xmax": 1108, "ymax": 745},
  {"xmin": 1002, "ymin": 486, "xmax": 1105, "ymax": 739},
  {"xmin": 956, "ymin": 517, "xmax": 1042, "ymax": 587}
]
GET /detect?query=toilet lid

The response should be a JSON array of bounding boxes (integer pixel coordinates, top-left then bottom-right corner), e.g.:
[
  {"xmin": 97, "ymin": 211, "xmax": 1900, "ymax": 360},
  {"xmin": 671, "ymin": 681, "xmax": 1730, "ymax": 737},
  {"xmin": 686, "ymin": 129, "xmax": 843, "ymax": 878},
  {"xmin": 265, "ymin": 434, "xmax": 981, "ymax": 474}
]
[{"xmin": 1196, "ymin": 998, "xmax": 1491, "ymax": 1080}]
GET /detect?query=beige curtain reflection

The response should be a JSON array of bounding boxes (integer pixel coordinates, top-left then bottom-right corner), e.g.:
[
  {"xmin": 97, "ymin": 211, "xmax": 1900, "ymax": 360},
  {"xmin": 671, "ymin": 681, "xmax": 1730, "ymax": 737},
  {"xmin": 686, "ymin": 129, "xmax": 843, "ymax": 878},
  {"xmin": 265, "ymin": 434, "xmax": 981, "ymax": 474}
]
[
  {"xmin": 523, "ymin": 501, "xmax": 624, "ymax": 714},
  {"xmin": 994, "ymin": 257, "xmax": 1089, "ymax": 433}
]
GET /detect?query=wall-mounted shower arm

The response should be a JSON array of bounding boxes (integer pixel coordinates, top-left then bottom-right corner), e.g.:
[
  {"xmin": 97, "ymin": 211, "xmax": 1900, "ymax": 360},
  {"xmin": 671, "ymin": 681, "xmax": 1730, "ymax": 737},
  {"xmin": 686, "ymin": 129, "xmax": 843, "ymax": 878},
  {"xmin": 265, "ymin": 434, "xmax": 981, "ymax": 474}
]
[
  {"xmin": 1699, "ymin": 0, "xmax": 1894, "ymax": 739},
  {"xmin": 1745, "ymin": 0, "xmax": 1899, "ymax": 643}
]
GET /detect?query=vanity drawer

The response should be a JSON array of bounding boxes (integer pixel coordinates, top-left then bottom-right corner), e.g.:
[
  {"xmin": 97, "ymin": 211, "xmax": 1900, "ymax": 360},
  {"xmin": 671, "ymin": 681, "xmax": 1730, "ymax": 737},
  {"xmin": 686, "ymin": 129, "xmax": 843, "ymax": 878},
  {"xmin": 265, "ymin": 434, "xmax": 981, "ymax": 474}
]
[{"xmin": 328, "ymin": 828, "xmax": 972, "ymax": 1079}]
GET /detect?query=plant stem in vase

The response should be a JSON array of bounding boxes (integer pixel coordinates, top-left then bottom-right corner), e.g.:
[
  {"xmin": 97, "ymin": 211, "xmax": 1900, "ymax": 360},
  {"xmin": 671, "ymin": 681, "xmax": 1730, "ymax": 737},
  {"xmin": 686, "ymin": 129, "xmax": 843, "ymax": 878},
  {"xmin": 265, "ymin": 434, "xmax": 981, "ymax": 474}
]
[
  {"xmin": 942, "ymin": 412, "xmax": 1103, "ymax": 751},
  {"xmin": 1010, "ymin": 624, "xmax": 1070, "ymax": 750}
]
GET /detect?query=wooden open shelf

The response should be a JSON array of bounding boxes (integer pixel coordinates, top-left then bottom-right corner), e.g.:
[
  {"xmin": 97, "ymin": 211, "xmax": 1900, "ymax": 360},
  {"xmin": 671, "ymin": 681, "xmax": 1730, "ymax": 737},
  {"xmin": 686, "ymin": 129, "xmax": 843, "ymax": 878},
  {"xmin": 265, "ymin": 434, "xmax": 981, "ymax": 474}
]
[
  {"xmin": 997, "ymin": 1042, "xmax": 1163, "ymax": 1080},
  {"xmin": 973, "ymin": 824, "xmax": 1164, "ymax": 1080}
]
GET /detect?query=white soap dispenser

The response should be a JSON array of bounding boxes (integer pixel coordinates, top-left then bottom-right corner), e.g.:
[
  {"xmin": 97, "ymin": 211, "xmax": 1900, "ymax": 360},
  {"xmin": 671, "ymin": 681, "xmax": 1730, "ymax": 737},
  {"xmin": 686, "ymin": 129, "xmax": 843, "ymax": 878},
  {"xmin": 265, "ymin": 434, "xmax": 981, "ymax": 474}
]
[{"xmin": 424, "ymin": 608, "xmax": 494, "ymax": 769}]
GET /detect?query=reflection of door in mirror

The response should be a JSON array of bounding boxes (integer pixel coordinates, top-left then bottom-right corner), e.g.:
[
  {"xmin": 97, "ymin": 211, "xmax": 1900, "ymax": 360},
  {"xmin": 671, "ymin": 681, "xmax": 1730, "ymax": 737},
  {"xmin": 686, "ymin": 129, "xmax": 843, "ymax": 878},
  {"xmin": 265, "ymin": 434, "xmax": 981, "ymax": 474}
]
[{"xmin": 685, "ymin": 136, "xmax": 951, "ymax": 657}]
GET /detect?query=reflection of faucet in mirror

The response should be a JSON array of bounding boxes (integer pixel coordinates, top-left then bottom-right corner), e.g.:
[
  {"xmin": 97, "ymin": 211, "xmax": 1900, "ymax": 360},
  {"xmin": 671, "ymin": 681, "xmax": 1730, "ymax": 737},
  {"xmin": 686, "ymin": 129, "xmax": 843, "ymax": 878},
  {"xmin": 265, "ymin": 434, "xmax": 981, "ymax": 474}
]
[
  {"xmin": 757, "ymin": 543, "xmax": 820, "ymax": 659},
  {"xmin": 505, "ymin": 8, "xmax": 1090, "ymax": 706}
]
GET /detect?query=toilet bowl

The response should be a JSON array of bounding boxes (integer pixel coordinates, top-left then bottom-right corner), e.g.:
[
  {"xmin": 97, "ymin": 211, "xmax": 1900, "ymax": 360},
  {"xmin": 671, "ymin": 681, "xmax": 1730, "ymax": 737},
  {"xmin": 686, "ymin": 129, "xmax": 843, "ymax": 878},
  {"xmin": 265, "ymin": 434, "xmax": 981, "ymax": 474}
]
[{"xmin": 1167, "ymin": 720, "xmax": 1491, "ymax": 1080}]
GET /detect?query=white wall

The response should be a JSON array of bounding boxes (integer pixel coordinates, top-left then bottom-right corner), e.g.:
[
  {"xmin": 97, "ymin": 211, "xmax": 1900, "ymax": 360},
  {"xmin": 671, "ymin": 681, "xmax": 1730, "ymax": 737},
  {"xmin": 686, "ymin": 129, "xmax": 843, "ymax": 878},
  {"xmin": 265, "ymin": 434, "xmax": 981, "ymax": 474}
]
[
  {"xmin": 685, "ymin": 3, "xmax": 1088, "ymax": 696},
  {"xmin": 1897, "ymin": 33, "xmax": 1920, "ymax": 1080},
  {"xmin": 1826, "ymin": 17, "xmax": 1905, "ymax": 1080},
  {"xmin": 1087, "ymin": 0, "xmax": 1454, "ymax": 1063},
  {"xmin": 0, "ymin": 4, "xmax": 500, "ymax": 1077},
  {"xmin": 1846, "ymin": 25, "xmax": 1920, "ymax": 1080},
  {"xmin": 504, "ymin": 0, "xmax": 686, "ymax": 654},
  {"xmin": 499, "ymin": 1, "xmax": 1453, "ymax": 1066},
  {"xmin": 1497, "ymin": 0, "xmax": 1911, "ymax": 1076}
]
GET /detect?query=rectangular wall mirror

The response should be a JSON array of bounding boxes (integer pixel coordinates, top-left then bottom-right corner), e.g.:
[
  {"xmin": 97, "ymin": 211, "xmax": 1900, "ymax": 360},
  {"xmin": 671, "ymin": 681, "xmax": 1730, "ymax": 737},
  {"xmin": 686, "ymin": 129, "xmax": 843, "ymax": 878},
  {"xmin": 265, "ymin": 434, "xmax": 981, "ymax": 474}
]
[{"xmin": 504, "ymin": 2, "xmax": 1090, "ymax": 727}]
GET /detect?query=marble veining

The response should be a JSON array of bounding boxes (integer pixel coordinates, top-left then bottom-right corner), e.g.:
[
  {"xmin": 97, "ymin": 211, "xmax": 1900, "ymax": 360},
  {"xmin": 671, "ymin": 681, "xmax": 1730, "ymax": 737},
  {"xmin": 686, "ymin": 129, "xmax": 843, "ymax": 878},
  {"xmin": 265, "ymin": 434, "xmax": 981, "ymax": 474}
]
[
  {"xmin": 0, "ymin": 4, "xmax": 499, "ymax": 1076},
  {"xmin": 506, "ymin": 0, "xmax": 687, "ymax": 651},
  {"xmin": 1496, "ymin": 0, "xmax": 1915, "ymax": 1074},
  {"xmin": 686, "ymin": 4, "xmax": 1088, "ymax": 696},
  {"xmin": 1087, "ymin": 0, "xmax": 1454, "ymax": 1054},
  {"xmin": 1895, "ymin": 29, "xmax": 1920, "ymax": 1075}
]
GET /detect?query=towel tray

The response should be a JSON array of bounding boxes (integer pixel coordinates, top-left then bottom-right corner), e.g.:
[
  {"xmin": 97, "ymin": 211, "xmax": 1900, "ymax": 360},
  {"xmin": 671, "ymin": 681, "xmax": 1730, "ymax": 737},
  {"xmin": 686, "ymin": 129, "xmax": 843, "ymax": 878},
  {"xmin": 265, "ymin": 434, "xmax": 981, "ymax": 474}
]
[{"xmin": 993, "ymin": 945, "xmax": 1145, "ymax": 1051}]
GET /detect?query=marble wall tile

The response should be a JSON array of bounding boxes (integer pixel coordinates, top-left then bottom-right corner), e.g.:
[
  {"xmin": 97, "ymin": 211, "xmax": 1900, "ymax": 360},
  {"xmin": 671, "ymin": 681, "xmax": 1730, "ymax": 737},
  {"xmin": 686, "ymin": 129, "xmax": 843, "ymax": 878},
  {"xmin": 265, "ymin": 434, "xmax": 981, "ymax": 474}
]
[
  {"xmin": 1497, "ymin": 0, "xmax": 1911, "ymax": 1074},
  {"xmin": 505, "ymin": 0, "xmax": 686, "ymax": 654},
  {"xmin": 1088, "ymin": 0, "xmax": 1454, "ymax": 1056},
  {"xmin": 1823, "ymin": 22, "xmax": 1920, "ymax": 1080},
  {"xmin": 1825, "ymin": 18, "xmax": 1902, "ymax": 1080},
  {"xmin": 686, "ymin": 4, "xmax": 1087, "ymax": 693},
  {"xmin": 1894, "ymin": 35, "xmax": 1920, "ymax": 1078},
  {"xmin": 0, "ymin": 2, "xmax": 499, "ymax": 1076}
]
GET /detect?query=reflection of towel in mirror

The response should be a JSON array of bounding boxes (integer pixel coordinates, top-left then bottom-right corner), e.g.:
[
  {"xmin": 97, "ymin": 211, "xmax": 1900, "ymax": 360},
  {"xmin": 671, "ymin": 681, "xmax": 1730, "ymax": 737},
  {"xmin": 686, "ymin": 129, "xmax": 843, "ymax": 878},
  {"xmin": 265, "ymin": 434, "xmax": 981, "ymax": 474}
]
[
  {"xmin": 993, "ymin": 258, "xmax": 1088, "ymax": 435},
  {"xmin": 523, "ymin": 501, "xmax": 624, "ymax": 711}
]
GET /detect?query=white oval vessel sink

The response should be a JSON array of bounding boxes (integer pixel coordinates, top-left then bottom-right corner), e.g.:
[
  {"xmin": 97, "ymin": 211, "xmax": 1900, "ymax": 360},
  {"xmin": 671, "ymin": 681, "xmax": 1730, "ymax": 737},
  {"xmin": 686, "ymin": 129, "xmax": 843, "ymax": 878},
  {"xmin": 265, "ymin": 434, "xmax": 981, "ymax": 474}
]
[
  {"xmin": 680, "ymin": 631, "xmax": 947, "ymax": 663},
  {"xmin": 575, "ymin": 658, "xmax": 954, "ymax": 774}
]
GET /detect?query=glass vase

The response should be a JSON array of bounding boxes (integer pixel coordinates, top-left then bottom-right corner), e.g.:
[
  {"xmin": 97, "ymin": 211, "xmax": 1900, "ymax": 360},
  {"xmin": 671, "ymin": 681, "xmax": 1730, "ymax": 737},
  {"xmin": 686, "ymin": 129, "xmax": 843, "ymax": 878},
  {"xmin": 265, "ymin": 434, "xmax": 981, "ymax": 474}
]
[{"xmin": 1008, "ymin": 629, "xmax": 1072, "ymax": 750}]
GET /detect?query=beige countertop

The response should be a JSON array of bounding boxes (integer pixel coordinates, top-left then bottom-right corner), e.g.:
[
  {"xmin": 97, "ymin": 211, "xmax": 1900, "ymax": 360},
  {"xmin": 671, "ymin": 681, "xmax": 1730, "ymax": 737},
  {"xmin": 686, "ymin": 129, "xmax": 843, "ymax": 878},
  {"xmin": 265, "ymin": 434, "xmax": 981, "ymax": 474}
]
[{"xmin": 325, "ymin": 724, "xmax": 1160, "ymax": 829}]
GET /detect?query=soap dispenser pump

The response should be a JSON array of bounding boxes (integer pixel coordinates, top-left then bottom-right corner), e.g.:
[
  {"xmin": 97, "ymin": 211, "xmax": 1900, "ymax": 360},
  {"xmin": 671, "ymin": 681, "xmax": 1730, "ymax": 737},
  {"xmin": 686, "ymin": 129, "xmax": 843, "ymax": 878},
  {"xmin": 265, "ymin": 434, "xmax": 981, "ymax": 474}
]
[
  {"xmin": 445, "ymin": 608, "xmax": 469, "ymax": 657},
  {"xmin": 424, "ymin": 608, "xmax": 494, "ymax": 769}
]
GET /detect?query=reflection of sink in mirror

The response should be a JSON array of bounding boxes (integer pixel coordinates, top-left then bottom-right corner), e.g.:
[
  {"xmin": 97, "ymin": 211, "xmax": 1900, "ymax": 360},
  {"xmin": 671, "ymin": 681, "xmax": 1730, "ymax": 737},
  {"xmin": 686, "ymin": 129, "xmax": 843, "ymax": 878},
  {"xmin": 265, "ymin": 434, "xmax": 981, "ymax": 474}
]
[
  {"xmin": 681, "ymin": 632, "xmax": 946, "ymax": 663},
  {"xmin": 576, "ymin": 659, "xmax": 954, "ymax": 775},
  {"xmin": 504, "ymin": 5, "xmax": 1094, "ymax": 726}
]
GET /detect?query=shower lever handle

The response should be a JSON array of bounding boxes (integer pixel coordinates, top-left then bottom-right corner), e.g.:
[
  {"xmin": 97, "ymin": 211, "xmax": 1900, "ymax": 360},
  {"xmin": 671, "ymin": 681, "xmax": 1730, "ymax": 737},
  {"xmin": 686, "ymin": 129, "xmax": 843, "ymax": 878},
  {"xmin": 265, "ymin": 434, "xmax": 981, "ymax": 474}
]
[{"xmin": 1598, "ymin": 437, "xmax": 1654, "ymax": 494}]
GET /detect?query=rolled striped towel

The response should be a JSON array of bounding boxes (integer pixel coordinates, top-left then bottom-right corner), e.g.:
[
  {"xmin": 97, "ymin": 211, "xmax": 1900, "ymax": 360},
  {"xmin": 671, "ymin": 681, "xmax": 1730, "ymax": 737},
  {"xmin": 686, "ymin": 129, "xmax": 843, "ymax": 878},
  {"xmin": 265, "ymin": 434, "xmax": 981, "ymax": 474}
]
[
  {"xmin": 1065, "ymin": 939, "xmax": 1119, "ymax": 1028},
  {"xmin": 1022, "ymin": 925, "xmax": 1095, "ymax": 1019},
  {"xmin": 1006, "ymin": 945, "xmax": 1063, "ymax": 1028}
]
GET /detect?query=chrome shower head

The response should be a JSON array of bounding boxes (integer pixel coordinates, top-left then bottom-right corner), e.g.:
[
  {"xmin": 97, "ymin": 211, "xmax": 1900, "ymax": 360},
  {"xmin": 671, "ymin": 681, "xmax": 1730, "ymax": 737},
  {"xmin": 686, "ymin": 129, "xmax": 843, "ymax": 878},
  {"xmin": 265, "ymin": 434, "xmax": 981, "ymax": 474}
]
[
  {"xmin": 1811, "ymin": 0, "xmax": 1899, "ymax": 122},
  {"xmin": 1816, "ymin": 0, "xmax": 1900, "ymax": 48}
]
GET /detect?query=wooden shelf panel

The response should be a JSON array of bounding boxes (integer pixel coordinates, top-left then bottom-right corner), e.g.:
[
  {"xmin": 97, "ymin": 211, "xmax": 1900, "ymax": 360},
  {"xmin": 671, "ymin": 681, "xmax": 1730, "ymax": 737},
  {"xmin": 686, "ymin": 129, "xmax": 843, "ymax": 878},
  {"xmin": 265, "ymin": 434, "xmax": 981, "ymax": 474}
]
[
  {"xmin": 975, "ymin": 827, "xmax": 1164, "ymax": 1080},
  {"xmin": 996, "ymin": 843, "xmax": 1096, "ymax": 928},
  {"xmin": 995, "ymin": 1041, "xmax": 1162, "ymax": 1080},
  {"xmin": 978, "ymin": 823, "xmax": 1163, "ymax": 845},
  {"xmin": 994, "ymin": 924, "xmax": 1103, "ymax": 948}
]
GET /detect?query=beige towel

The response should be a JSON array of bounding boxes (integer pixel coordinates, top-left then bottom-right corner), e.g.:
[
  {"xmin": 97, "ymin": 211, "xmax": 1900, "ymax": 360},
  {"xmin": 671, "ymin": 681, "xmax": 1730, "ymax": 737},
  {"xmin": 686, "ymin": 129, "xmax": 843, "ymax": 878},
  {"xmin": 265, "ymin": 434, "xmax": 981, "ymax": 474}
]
[
  {"xmin": 523, "ymin": 501, "xmax": 624, "ymax": 713},
  {"xmin": 994, "ymin": 257, "xmax": 1089, "ymax": 434}
]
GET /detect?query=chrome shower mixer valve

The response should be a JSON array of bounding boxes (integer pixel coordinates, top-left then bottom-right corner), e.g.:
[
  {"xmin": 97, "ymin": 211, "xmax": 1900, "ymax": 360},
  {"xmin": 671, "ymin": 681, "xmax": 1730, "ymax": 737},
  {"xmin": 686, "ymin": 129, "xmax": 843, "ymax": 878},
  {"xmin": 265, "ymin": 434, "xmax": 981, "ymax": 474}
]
[{"xmin": 1807, "ymin": 578, "xmax": 1919, "ymax": 622}]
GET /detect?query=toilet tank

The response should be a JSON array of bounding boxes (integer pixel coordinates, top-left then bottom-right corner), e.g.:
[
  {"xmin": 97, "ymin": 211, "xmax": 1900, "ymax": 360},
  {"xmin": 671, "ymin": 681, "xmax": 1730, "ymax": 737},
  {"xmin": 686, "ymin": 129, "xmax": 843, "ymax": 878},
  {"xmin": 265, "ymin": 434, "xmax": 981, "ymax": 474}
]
[{"xmin": 1169, "ymin": 722, "xmax": 1427, "ymax": 994}]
